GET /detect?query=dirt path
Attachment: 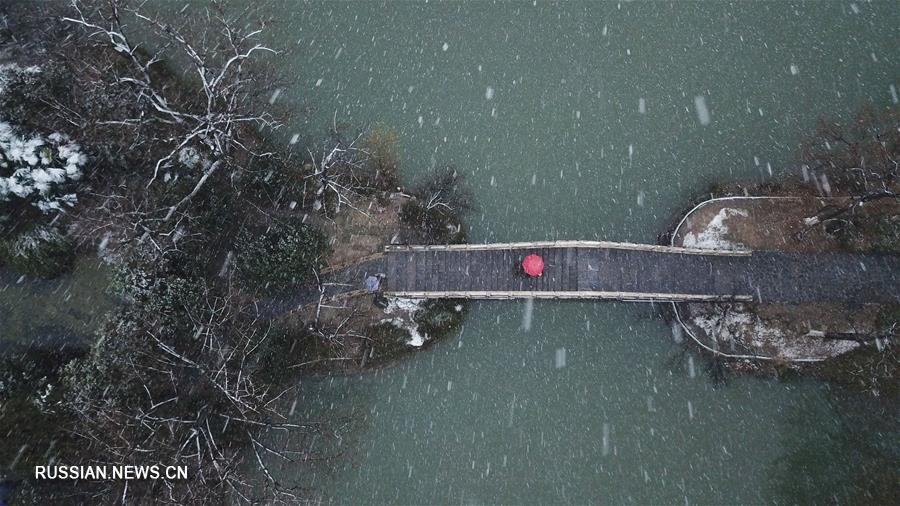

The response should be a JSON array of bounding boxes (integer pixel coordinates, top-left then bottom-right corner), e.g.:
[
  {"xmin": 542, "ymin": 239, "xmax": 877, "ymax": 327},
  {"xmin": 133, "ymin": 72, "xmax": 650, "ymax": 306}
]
[{"xmin": 257, "ymin": 257, "xmax": 386, "ymax": 319}]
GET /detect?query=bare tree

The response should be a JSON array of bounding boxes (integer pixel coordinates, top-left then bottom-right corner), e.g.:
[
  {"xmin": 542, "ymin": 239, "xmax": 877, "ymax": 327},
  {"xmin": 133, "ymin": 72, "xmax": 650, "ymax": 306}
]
[
  {"xmin": 62, "ymin": 0, "xmax": 278, "ymax": 226},
  {"xmin": 58, "ymin": 283, "xmax": 347, "ymax": 504},
  {"xmin": 800, "ymin": 104, "xmax": 899, "ymax": 227},
  {"xmin": 418, "ymin": 166, "xmax": 474, "ymax": 214},
  {"xmin": 807, "ymin": 321, "xmax": 898, "ymax": 344},
  {"xmin": 305, "ymin": 133, "xmax": 373, "ymax": 219}
]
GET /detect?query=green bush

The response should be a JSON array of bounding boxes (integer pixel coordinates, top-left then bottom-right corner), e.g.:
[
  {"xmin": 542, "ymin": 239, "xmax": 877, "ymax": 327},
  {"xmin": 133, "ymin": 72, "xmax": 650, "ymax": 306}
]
[
  {"xmin": 0, "ymin": 225, "xmax": 74, "ymax": 278},
  {"xmin": 399, "ymin": 166, "xmax": 472, "ymax": 244},
  {"xmin": 414, "ymin": 299, "xmax": 468, "ymax": 338},
  {"xmin": 0, "ymin": 63, "xmax": 67, "ymax": 133},
  {"xmin": 236, "ymin": 222, "xmax": 330, "ymax": 292},
  {"xmin": 110, "ymin": 266, "xmax": 202, "ymax": 315},
  {"xmin": 872, "ymin": 216, "xmax": 900, "ymax": 253},
  {"xmin": 399, "ymin": 199, "xmax": 467, "ymax": 245}
]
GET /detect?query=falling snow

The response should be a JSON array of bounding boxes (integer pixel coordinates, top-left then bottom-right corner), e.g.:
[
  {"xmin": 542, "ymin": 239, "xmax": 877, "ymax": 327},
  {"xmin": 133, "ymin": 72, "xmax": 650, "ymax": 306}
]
[{"xmin": 693, "ymin": 95, "xmax": 711, "ymax": 126}]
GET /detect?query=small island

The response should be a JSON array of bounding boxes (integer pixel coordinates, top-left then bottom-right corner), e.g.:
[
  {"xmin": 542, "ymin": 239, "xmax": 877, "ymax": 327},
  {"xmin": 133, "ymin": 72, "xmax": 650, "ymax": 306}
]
[{"xmin": 666, "ymin": 104, "xmax": 898, "ymax": 394}]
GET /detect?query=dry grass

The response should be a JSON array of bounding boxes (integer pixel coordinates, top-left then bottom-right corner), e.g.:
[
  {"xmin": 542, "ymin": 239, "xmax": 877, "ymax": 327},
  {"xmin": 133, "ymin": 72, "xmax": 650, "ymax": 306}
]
[
  {"xmin": 309, "ymin": 192, "xmax": 409, "ymax": 268},
  {"xmin": 674, "ymin": 195, "xmax": 899, "ymax": 364},
  {"xmin": 673, "ymin": 196, "xmax": 900, "ymax": 253}
]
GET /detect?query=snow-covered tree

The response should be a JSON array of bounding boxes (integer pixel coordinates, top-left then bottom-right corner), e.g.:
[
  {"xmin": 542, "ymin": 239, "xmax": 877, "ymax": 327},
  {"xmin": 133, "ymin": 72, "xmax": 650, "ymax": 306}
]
[
  {"xmin": 0, "ymin": 121, "xmax": 86, "ymax": 214},
  {"xmin": 1, "ymin": 224, "xmax": 74, "ymax": 277}
]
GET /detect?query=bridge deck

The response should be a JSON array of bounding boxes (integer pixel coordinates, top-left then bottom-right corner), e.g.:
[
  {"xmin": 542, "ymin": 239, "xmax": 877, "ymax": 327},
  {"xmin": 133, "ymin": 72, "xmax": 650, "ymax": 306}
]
[
  {"xmin": 381, "ymin": 243, "xmax": 900, "ymax": 304},
  {"xmin": 382, "ymin": 244, "xmax": 752, "ymax": 302}
]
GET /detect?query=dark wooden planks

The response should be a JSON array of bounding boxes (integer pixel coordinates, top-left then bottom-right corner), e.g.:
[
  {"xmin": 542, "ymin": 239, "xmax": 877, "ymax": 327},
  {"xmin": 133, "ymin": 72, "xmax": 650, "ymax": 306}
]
[
  {"xmin": 343, "ymin": 245, "xmax": 900, "ymax": 304},
  {"xmin": 424, "ymin": 252, "xmax": 434, "ymax": 291},
  {"xmin": 542, "ymin": 248, "xmax": 553, "ymax": 291},
  {"xmin": 385, "ymin": 246, "xmax": 757, "ymax": 297},
  {"xmin": 492, "ymin": 250, "xmax": 503, "ymax": 292},
  {"xmin": 410, "ymin": 247, "xmax": 743, "ymax": 295},
  {"xmin": 466, "ymin": 251, "xmax": 473, "ymax": 290},
  {"xmin": 390, "ymin": 251, "xmax": 404, "ymax": 292},
  {"xmin": 484, "ymin": 250, "xmax": 496, "ymax": 291},
  {"xmin": 501, "ymin": 249, "xmax": 512, "ymax": 291},
  {"xmin": 444, "ymin": 250, "xmax": 453, "ymax": 291},
  {"xmin": 467, "ymin": 250, "xmax": 481, "ymax": 291},
  {"xmin": 566, "ymin": 247, "xmax": 578, "ymax": 291},
  {"xmin": 404, "ymin": 251, "xmax": 416, "ymax": 291},
  {"xmin": 432, "ymin": 250, "xmax": 441, "ymax": 292},
  {"xmin": 456, "ymin": 250, "xmax": 466, "ymax": 291},
  {"xmin": 479, "ymin": 250, "xmax": 490, "ymax": 291},
  {"xmin": 386, "ymin": 252, "xmax": 400, "ymax": 292},
  {"xmin": 577, "ymin": 248, "xmax": 592, "ymax": 291},
  {"xmin": 552, "ymin": 247, "xmax": 564, "ymax": 291},
  {"xmin": 533, "ymin": 248, "xmax": 545, "ymax": 292},
  {"xmin": 454, "ymin": 250, "xmax": 466, "ymax": 291},
  {"xmin": 543, "ymin": 248, "xmax": 554, "ymax": 291},
  {"xmin": 382, "ymin": 253, "xmax": 394, "ymax": 292},
  {"xmin": 397, "ymin": 253, "xmax": 414, "ymax": 290},
  {"xmin": 412, "ymin": 252, "xmax": 423, "ymax": 291},
  {"xmin": 443, "ymin": 250, "xmax": 455, "ymax": 291},
  {"xmin": 495, "ymin": 250, "xmax": 506, "ymax": 292}
]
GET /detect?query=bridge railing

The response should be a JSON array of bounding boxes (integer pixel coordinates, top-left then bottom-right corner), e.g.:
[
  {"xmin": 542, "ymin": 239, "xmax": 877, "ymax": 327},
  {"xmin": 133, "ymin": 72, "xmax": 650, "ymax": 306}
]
[
  {"xmin": 385, "ymin": 240, "xmax": 751, "ymax": 256},
  {"xmin": 381, "ymin": 290, "xmax": 754, "ymax": 302}
]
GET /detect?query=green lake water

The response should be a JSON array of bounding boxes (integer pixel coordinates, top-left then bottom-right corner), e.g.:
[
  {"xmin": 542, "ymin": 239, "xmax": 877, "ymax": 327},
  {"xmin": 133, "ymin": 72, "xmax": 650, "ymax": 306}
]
[
  {"xmin": 260, "ymin": 1, "xmax": 897, "ymax": 503},
  {"xmin": 0, "ymin": 258, "xmax": 113, "ymax": 350}
]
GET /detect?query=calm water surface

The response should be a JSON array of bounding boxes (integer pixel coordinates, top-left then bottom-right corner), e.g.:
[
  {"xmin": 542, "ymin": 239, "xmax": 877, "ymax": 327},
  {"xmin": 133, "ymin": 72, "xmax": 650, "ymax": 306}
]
[{"xmin": 256, "ymin": 1, "xmax": 897, "ymax": 503}]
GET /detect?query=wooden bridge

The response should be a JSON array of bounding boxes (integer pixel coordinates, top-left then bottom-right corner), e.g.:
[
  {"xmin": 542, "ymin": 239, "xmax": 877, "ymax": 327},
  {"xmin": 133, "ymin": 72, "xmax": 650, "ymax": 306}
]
[
  {"xmin": 258, "ymin": 239, "xmax": 900, "ymax": 318},
  {"xmin": 378, "ymin": 241, "xmax": 900, "ymax": 304}
]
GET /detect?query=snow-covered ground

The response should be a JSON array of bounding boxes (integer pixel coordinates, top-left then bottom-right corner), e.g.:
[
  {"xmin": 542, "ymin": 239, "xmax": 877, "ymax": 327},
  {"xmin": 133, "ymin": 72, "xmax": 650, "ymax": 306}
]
[
  {"xmin": 381, "ymin": 297, "xmax": 427, "ymax": 347},
  {"xmin": 682, "ymin": 207, "xmax": 748, "ymax": 250},
  {"xmin": 690, "ymin": 304, "xmax": 858, "ymax": 360}
]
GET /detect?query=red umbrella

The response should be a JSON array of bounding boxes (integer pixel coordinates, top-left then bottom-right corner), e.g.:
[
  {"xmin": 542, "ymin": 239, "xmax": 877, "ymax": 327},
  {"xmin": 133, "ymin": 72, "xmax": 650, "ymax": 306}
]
[{"xmin": 522, "ymin": 254, "xmax": 544, "ymax": 277}]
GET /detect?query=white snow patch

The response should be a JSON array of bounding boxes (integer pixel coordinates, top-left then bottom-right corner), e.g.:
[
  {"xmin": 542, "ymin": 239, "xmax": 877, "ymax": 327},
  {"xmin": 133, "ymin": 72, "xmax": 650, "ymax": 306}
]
[
  {"xmin": 690, "ymin": 304, "xmax": 859, "ymax": 360},
  {"xmin": 682, "ymin": 208, "xmax": 748, "ymax": 250},
  {"xmin": 0, "ymin": 120, "xmax": 85, "ymax": 213},
  {"xmin": 178, "ymin": 146, "xmax": 201, "ymax": 169},
  {"xmin": 382, "ymin": 298, "xmax": 427, "ymax": 347}
]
